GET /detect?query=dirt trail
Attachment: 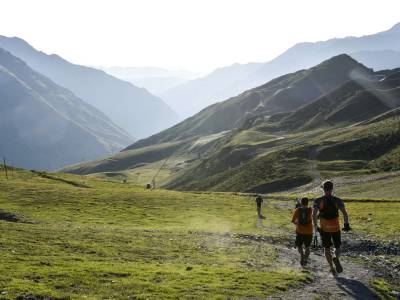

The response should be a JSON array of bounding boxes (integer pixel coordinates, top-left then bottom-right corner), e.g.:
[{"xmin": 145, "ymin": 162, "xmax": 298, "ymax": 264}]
[
  {"xmin": 270, "ymin": 245, "xmax": 378, "ymax": 299},
  {"xmin": 251, "ymin": 217, "xmax": 386, "ymax": 299}
]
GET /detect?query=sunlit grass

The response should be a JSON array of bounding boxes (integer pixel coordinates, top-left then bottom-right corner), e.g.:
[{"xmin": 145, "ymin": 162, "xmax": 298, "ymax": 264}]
[{"xmin": 0, "ymin": 170, "xmax": 307, "ymax": 299}]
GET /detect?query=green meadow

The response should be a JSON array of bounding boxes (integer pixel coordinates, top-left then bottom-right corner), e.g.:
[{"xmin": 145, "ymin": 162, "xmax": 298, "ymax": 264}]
[{"xmin": 0, "ymin": 168, "xmax": 398, "ymax": 299}]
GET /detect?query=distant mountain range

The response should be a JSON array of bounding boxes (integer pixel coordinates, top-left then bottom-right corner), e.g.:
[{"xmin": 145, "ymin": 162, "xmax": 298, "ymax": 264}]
[
  {"xmin": 0, "ymin": 36, "xmax": 178, "ymax": 138},
  {"xmin": 101, "ymin": 66, "xmax": 199, "ymax": 80},
  {"xmin": 64, "ymin": 55, "xmax": 400, "ymax": 194},
  {"xmin": 162, "ymin": 23, "xmax": 400, "ymax": 119},
  {"xmin": 100, "ymin": 66, "xmax": 200, "ymax": 97},
  {"xmin": 0, "ymin": 48, "xmax": 133, "ymax": 170},
  {"xmin": 161, "ymin": 63, "xmax": 262, "ymax": 119}
]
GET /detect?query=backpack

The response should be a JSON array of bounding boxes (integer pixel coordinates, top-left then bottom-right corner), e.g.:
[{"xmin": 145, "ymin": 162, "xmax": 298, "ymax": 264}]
[
  {"xmin": 298, "ymin": 207, "xmax": 311, "ymax": 226},
  {"xmin": 319, "ymin": 196, "xmax": 339, "ymax": 220},
  {"xmin": 295, "ymin": 199, "xmax": 301, "ymax": 209}
]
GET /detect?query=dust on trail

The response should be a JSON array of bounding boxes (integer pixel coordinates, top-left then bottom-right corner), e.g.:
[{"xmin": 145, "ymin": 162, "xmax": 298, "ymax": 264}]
[{"xmin": 269, "ymin": 245, "xmax": 378, "ymax": 300}]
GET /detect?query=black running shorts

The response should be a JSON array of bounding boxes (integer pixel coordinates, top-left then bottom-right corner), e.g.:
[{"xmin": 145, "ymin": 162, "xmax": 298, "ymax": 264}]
[
  {"xmin": 320, "ymin": 230, "xmax": 341, "ymax": 248},
  {"xmin": 295, "ymin": 233, "xmax": 312, "ymax": 247}
]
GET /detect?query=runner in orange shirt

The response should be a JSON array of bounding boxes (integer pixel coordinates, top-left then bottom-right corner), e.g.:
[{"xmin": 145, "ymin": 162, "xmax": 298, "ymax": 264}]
[
  {"xmin": 313, "ymin": 180, "xmax": 351, "ymax": 274},
  {"xmin": 292, "ymin": 197, "xmax": 313, "ymax": 266}
]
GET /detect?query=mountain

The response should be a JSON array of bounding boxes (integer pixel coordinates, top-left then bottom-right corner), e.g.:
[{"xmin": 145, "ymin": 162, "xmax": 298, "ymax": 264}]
[
  {"xmin": 101, "ymin": 66, "xmax": 199, "ymax": 81},
  {"xmin": 0, "ymin": 36, "xmax": 178, "ymax": 138},
  {"xmin": 162, "ymin": 22, "xmax": 400, "ymax": 119},
  {"xmin": 278, "ymin": 74, "xmax": 400, "ymax": 131},
  {"xmin": 127, "ymin": 55, "xmax": 374, "ymax": 150},
  {"xmin": 245, "ymin": 23, "xmax": 400, "ymax": 87},
  {"xmin": 100, "ymin": 66, "xmax": 200, "ymax": 96},
  {"xmin": 63, "ymin": 56, "xmax": 400, "ymax": 194},
  {"xmin": 161, "ymin": 62, "xmax": 263, "ymax": 118},
  {"xmin": 163, "ymin": 69, "xmax": 400, "ymax": 192},
  {"xmin": 124, "ymin": 76, "xmax": 190, "ymax": 96},
  {"xmin": 0, "ymin": 48, "xmax": 133, "ymax": 170}
]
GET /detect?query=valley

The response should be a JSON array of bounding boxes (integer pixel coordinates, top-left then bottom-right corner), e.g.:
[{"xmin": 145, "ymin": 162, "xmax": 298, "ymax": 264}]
[
  {"xmin": 64, "ymin": 55, "xmax": 400, "ymax": 198},
  {"xmin": 1, "ymin": 12, "xmax": 400, "ymax": 299}
]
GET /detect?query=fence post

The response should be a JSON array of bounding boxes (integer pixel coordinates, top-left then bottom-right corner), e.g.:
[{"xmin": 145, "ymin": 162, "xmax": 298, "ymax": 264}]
[{"xmin": 3, "ymin": 157, "xmax": 8, "ymax": 180}]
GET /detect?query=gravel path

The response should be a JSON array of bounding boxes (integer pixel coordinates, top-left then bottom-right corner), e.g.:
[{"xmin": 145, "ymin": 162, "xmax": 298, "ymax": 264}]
[
  {"xmin": 251, "ymin": 217, "xmax": 400, "ymax": 299},
  {"xmin": 269, "ymin": 246, "xmax": 379, "ymax": 299}
]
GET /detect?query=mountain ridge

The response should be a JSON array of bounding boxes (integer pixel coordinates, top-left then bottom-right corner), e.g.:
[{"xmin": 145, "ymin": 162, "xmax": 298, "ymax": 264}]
[
  {"xmin": 0, "ymin": 48, "xmax": 132, "ymax": 170},
  {"xmin": 63, "ymin": 55, "xmax": 400, "ymax": 195},
  {"xmin": 126, "ymin": 54, "xmax": 373, "ymax": 150},
  {"xmin": 162, "ymin": 22, "xmax": 400, "ymax": 119},
  {"xmin": 0, "ymin": 36, "xmax": 178, "ymax": 138}
]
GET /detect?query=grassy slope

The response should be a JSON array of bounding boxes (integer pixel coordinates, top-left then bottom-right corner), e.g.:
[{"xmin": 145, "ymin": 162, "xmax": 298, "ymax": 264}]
[
  {"xmin": 0, "ymin": 169, "xmax": 399, "ymax": 299},
  {"xmin": 62, "ymin": 139, "xmax": 192, "ymax": 175},
  {"xmin": 61, "ymin": 60, "xmax": 400, "ymax": 196},
  {"xmin": 165, "ymin": 115, "xmax": 400, "ymax": 192},
  {"xmin": 60, "ymin": 115, "xmax": 400, "ymax": 196},
  {"xmin": 86, "ymin": 158, "xmax": 181, "ymax": 187},
  {"xmin": 0, "ymin": 169, "xmax": 308, "ymax": 299},
  {"xmin": 337, "ymin": 174, "xmax": 400, "ymax": 201}
]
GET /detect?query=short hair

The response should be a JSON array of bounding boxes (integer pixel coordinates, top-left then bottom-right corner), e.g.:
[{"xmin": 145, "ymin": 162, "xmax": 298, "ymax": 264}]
[
  {"xmin": 322, "ymin": 180, "xmax": 334, "ymax": 191},
  {"xmin": 301, "ymin": 197, "xmax": 309, "ymax": 205}
]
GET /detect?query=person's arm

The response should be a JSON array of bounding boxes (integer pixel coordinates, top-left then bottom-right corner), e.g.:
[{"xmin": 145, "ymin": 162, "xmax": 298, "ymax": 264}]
[
  {"xmin": 339, "ymin": 205, "xmax": 351, "ymax": 231},
  {"xmin": 337, "ymin": 198, "xmax": 350, "ymax": 231},
  {"xmin": 312, "ymin": 208, "xmax": 319, "ymax": 231},
  {"xmin": 339, "ymin": 206, "xmax": 349, "ymax": 224},
  {"xmin": 312, "ymin": 199, "xmax": 320, "ymax": 231},
  {"xmin": 292, "ymin": 210, "xmax": 298, "ymax": 225}
]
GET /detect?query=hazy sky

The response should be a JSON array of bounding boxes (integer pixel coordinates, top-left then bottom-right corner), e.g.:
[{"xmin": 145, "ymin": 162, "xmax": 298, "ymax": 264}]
[{"xmin": 1, "ymin": 0, "xmax": 399, "ymax": 73}]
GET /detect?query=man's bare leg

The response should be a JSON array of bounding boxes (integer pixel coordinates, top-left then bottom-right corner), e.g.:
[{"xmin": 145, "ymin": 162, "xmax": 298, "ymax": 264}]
[
  {"xmin": 304, "ymin": 246, "xmax": 310, "ymax": 261},
  {"xmin": 334, "ymin": 246, "xmax": 341, "ymax": 258},
  {"xmin": 298, "ymin": 246, "xmax": 307, "ymax": 265},
  {"xmin": 333, "ymin": 246, "xmax": 343, "ymax": 273},
  {"xmin": 297, "ymin": 246, "xmax": 304, "ymax": 258},
  {"xmin": 324, "ymin": 247, "xmax": 335, "ymax": 272}
]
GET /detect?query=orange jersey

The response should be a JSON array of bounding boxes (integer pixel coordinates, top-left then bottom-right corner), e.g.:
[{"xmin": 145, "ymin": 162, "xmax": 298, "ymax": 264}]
[
  {"xmin": 314, "ymin": 196, "xmax": 344, "ymax": 233},
  {"xmin": 292, "ymin": 207, "xmax": 313, "ymax": 235},
  {"xmin": 320, "ymin": 217, "xmax": 340, "ymax": 232}
]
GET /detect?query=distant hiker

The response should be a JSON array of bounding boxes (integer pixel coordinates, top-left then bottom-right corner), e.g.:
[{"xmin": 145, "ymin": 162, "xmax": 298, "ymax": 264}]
[
  {"xmin": 313, "ymin": 180, "xmax": 351, "ymax": 274},
  {"xmin": 255, "ymin": 194, "xmax": 265, "ymax": 219},
  {"xmin": 146, "ymin": 183, "xmax": 151, "ymax": 189},
  {"xmin": 292, "ymin": 197, "xmax": 313, "ymax": 266}
]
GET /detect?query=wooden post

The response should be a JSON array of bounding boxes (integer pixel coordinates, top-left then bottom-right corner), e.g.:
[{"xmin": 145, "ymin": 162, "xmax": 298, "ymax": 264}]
[{"xmin": 3, "ymin": 157, "xmax": 8, "ymax": 180}]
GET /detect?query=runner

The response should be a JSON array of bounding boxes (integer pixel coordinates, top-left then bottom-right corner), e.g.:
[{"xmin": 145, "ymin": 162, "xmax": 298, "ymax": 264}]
[
  {"xmin": 255, "ymin": 194, "xmax": 265, "ymax": 219},
  {"xmin": 292, "ymin": 197, "xmax": 313, "ymax": 266},
  {"xmin": 313, "ymin": 180, "xmax": 351, "ymax": 274}
]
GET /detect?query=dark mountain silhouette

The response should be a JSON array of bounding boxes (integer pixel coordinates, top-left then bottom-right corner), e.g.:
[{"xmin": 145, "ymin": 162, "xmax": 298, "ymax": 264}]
[
  {"xmin": 0, "ymin": 36, "xmax": 178, "ymax": 138},
  {"xmin": 162, "ymin": 22, "xmax": 400, "ymax": 119},
  {"xmin": 279, "ymin": 73, "xmax": 400, "ymax": 131},
  {"xmin": 0, "ymin": 48, "xmax": 132, "ymax": 170}
]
